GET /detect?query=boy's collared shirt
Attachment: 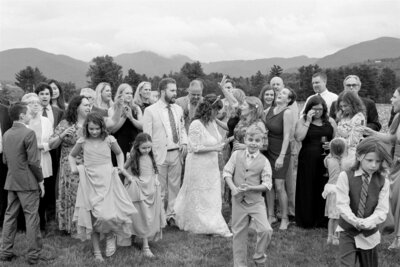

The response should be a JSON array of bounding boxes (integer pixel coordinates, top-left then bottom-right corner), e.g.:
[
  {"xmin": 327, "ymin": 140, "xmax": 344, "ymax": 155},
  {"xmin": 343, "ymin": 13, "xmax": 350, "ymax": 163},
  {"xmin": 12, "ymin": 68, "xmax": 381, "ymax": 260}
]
[
  {"xmin": 336, "ymin": 168, "xmax": 389, "ymax": 249},
  {"xmin": 223, "ymin": 149, "xmax": 272, "ymax": 190}
]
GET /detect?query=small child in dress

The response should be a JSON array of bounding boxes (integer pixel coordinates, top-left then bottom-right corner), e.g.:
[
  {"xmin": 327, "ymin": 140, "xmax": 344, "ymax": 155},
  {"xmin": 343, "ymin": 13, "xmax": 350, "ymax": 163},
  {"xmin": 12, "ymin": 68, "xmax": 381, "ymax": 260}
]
[
  {"xmin": 322, "ymin": 138, "xmax": 347, "ymax": 245},
  {"xmin": 223, "ymin": 124, "xmax": 273, "ymax": 267},
  {"xmin": 123, "ymin": 133, "xmax": 166, "ymax": 258},
  {"xmin": 336, "ymin": 136, "xmax": 392, "ymax": 267},
  {"xmin": 68, "ymin": 113, "xmax": 137, "ymax": 262}
]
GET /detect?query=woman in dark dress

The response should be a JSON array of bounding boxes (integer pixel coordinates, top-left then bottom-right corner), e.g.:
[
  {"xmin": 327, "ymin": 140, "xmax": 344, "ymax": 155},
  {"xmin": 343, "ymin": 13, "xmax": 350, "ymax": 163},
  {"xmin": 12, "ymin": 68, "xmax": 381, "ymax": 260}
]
[
  {"xmin": 264, "ymin": 88, "xmax": 295, "ymax": 230},
  {"xmin": 294, "ymin": 95, "xmax": 337, "ymax": 228},
  {"xmin": 109, "ymin": 83, "xmax": 143, "ymax": 166}
]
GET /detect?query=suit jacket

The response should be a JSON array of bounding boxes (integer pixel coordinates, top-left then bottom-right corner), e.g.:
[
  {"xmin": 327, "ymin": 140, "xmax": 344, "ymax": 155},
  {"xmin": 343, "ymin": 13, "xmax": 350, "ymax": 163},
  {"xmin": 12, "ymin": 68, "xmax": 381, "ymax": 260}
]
[
  {"xmin": 0, "ymin": 104, "xmax": 12, "ymax": 175},
  {"xmin": 329, "ymin": 97, "xmax": 381, "ymax": 131},
  {"xmin": 52, "ymin": 106, "xmax": 64, "ymax": 129},
  {"xmin": 175, "ymin": 96, "xmax": 201, "ymax": 132},
  {"xmin": 143, "ymin": 100, "xmax": 188, "ymax": 165},
  {"xmin": 3, "ymin": 122, "xmax": 44, "ymax": 191}
]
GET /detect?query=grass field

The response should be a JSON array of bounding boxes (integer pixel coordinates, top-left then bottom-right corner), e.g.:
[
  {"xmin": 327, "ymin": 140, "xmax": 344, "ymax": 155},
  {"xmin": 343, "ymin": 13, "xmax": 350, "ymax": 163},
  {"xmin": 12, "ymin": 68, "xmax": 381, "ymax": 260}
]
[{"xmin": 1, "ymin": 104, "xmax": 399, "ymax": 267}]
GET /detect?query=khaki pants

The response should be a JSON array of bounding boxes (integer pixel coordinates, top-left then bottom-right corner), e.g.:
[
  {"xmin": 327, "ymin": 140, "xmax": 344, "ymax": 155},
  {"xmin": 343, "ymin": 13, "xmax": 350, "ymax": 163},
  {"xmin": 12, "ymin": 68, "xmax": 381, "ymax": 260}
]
[
  {"xmin": 232, "ymin": 197, "xmax": 272, "ymax": 267},
  {"xmin": 158, "ymin": 150, "xmax": 182, "ymax": 220},
  {"xmin": 1, "ymin": 190, "xmax": 42, "ymax": 262}
]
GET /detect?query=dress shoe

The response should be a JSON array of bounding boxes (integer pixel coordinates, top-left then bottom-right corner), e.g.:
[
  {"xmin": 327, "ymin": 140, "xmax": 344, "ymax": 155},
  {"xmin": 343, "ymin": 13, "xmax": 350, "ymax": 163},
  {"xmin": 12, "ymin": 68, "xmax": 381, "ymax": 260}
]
[
  {"xmin": 167, "ymin": 218, "xmax": 177, "ymax": 228},
  {"xmin": 0, "ymin": 253, "xmax": 17, "ymax": 262}
]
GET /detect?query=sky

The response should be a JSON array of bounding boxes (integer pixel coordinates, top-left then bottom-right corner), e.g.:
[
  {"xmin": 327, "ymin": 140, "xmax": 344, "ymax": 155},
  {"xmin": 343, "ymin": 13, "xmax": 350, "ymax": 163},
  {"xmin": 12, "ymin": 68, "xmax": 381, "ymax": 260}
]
[{"xmin": 1, "ymin": 0, "xmax": 399, "ymax": 62}]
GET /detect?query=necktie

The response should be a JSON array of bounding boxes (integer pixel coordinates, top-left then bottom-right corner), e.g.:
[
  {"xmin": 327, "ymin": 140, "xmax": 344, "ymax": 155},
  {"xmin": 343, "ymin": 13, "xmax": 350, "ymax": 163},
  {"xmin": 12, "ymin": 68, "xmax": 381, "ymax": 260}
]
[
  {"xmin": 167, "ymin": 104, "xmax": 179, "ymax": 144},
  {"xmin": 356, "ymin": 172, "xmax": 370, "ymax": 218},
  {"xmin": 42, "ymin": 107, "xmax": 48, "ymax": 117}
]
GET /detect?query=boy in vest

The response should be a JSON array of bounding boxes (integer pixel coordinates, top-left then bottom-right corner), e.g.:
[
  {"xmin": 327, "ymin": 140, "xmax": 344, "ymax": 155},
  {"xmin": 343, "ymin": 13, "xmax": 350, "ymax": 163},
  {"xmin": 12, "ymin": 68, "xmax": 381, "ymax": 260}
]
[
  {"xmin": 336, "ymin": 137, "xmax": 392, "ymax": 267},
  {"xmin": 223, "ymin": 124, "xmax": 273, "ymax": 267}
]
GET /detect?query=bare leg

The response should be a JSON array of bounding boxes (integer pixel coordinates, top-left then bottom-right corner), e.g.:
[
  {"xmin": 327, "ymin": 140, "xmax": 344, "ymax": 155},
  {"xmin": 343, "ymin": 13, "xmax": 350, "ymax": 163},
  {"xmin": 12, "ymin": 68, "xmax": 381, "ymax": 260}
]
[
  {"xmin": 275, "ymin": 180, "xmax": 288, "ymax": 230},
  {"xmin": 142, "ymin": 238, "xmax": 155, "ymax": 258},
  {"xmin": 266, "ymin": 188, "xmax": 276, "ymax": 224},
  {"xmin": 92, "ymin": 232, "xmax": 104, "ymax": 262}
]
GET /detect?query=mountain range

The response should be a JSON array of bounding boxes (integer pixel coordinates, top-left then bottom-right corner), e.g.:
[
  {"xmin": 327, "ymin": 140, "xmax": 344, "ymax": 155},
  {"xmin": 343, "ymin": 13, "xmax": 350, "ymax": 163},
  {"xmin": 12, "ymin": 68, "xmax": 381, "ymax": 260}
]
[{"xmin": 1, "ymin": 37, "xmax": 399, "ymax": 87}]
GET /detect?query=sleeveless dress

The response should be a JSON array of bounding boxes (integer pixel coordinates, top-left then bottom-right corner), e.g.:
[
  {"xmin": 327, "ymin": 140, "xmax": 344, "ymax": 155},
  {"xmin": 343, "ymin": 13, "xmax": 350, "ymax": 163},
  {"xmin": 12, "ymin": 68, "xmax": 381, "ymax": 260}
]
[
  {"xmin": 323, "ymin": 155, "xmax": 341, "ymax": 219},
  {"xmin": 174, "ymin": 120, "xmax": 231, "ymax": 236},
  {"xmin": 124, "ymin": 155, "xmax": 166, "ymax": 240},
  {"xmin": 389, "ymin": 114, "xmax": 400, "ymax": 238},
  {"xmin": 112, "ymin": 109, "xmax": 140, "ymax": 165},
  {"xmin": 73, "ymin": 136, "xmax": 137, "ymax": 241},
  {"xmin": 264, "ymin": 108, "xmax": 291, "ymax": 179},
  {"xmin": 296, "ymin": 122, "xmax": 333, "ymax": 228}
]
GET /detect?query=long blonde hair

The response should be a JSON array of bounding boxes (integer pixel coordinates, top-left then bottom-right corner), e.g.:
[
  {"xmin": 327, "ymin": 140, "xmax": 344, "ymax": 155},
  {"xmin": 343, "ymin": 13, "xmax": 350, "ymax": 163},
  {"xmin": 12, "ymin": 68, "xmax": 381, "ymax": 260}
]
[
  {"xmin": 94, "ymin": 82, "xmax": 113, "ymax": 109},
  {"xmin": 114, "ymin": 83, "xmax": 138, "ymax": 110}
]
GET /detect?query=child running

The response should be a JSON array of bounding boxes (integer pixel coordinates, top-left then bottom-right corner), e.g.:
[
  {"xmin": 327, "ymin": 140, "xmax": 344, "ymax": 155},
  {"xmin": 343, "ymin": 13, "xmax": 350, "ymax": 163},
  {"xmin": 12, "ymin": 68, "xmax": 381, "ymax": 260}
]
[
  {"xmin": 123, "ymin": 133, "xmax": 166, "ymax": 258},
  {"xmin": 336, "ymin": 136, "xmax": 392, "ymax": 266},
  {"xmin": 223, "ymin": 124, "xmax": 273, "ymax": 267},
  {"xmin": 322, "ymin": 138, "xmax": 347, "ymax": 245},
  {"xmin": 68, "ymin": 112, "xmax": 137, "ymax": 262}
]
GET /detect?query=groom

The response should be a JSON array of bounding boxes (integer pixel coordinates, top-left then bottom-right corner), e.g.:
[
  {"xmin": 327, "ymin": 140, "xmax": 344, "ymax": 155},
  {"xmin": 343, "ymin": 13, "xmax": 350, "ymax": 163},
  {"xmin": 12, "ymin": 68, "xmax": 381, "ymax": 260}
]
[{"xmin": 143, "ymin": 78, "xmax": 188, "ymax": 226}]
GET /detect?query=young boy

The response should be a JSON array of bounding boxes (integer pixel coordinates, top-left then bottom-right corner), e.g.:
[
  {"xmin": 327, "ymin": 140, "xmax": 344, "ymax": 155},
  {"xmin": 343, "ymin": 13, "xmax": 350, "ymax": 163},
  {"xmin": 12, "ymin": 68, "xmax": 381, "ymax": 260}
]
[
  {"xmin": 336, "ymin": 137, "xmax": 392, "ymax": 266},
  {"xmin": 0, "ymin": 102, "xmax": 45, "ymax": 265},
  {"xmin": 223, "ymin": 124, "xmax": 273, "ymax": 267}
]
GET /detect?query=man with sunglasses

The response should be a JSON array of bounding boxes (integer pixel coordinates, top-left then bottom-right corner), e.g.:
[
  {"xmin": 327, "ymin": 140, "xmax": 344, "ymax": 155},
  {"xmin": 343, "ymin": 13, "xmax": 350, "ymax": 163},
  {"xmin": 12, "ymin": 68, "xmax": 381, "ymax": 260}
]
[{"xmin": 329, "ymin": 75, "xmax": 381, "ymax": 131}]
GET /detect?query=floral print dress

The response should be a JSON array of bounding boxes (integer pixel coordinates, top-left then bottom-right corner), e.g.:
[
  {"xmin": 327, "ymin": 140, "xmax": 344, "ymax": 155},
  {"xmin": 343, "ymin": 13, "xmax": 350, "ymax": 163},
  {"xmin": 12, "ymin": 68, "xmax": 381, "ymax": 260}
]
[{"xmin": 52, "ymin": 119, "xmax": 83, "ymax": 234}]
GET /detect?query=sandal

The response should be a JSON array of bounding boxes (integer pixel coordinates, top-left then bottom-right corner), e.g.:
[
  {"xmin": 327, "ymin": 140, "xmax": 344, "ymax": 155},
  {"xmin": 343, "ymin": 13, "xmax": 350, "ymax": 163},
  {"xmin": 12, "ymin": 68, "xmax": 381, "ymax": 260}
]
[
  {"xmin": 142, "ymin": 246, "xmax": 155, "ymax": 258},
  {"xmin": 279, "ymin": 217, "xmax": 289, "ymax": 230},
  {"xmin": 94, "ymin": 251, "xmax": 104, "ymax": 262},
  {"xmin": 332, "ymin": 234, "xmax": 339, "ymax": 246},
  {"xmin": 326, "ymin": 234, "xmax": 333, "ymax": 245},
  {"xmin": 268, "ymin": 216, "xmax": 277, "ymax": 224},
  {"xmin": 105, "ymin": 234, "xmax": 117, "ymax": 257},
  {"xmin": 388, "ymin": 237, "xmax": 400, "ymax": 251}
]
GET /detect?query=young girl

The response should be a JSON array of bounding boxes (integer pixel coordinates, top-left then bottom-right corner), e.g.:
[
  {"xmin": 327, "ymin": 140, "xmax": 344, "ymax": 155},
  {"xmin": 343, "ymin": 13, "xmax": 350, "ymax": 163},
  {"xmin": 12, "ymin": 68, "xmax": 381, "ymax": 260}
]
[
  {"xmin": 336, "ymin": 136, "xmax": 392, "ymax": 266},
  {"xmin": 68, "ymin": 112, "xmax": 137, "ymax": 262},
  {"xmin": 322, "ymin": 138, "xmax": 347, "ymax": 245},
  {"xmin": 122, "ymin": 133, "xmax": 166, "ymax": 258}
]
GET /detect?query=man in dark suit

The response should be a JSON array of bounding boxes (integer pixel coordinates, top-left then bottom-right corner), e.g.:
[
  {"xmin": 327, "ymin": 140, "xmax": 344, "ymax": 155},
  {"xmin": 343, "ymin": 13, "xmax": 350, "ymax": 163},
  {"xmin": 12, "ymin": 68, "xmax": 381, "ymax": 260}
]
[
  {"xmin": 35, "ymin": 82, "xmax": 64, "ymax": 222},
  {"xmin": 0, "ymin": 103, "xmax": 45, "ymax": 264},
  {"xmin": 329, "ymin": 75, "xmax": 381, "ymax": 131},
  {"xmin": 0, "ymin": 103, "xmax": 12, "ymax": 226}
]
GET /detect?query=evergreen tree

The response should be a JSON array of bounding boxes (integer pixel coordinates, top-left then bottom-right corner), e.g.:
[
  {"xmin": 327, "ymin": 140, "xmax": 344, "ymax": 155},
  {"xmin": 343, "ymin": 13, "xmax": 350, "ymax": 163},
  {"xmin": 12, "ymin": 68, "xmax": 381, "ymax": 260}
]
[
  {"xmin": 15, "ymin": 66, "xmax": 47, "ymax": 92},
  {"xmin": 180, "ymin": 61, "xmax": 205, "ymax": 80},
  {"xmin": 86, "ymin": 55, "xmax": 123, "ymax": 95},
  {"xmin": 378, "ymin": 67, "xmax": 396, "ymax": 102},
  {"xmin": 268, "ymin": 65, "xmax": 283, "ymax": 80},
  {"xmin": 250, "ymin": 71, "xmax": 265, "ymax": 96}
]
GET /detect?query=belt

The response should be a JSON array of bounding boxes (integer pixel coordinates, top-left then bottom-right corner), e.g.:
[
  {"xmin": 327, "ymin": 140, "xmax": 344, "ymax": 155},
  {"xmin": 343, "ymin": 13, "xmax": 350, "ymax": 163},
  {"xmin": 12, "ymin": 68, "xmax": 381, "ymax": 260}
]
[{"xmin": 167, "ymin": 148, "xmax": 179, "ymax": 152}]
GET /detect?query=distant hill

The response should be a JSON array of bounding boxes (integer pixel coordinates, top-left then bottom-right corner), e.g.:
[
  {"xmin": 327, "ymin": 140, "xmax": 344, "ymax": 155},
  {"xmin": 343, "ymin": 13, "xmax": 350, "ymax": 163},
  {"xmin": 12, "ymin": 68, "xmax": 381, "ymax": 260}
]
[
  {"xmin": 114, "ymin": 51, "xmax": 194, "ymax": 77},
  {"xmin": 316, "ymin": 37, "xmax": 400, "ymax": 68},
  {"xmin": 203, "ymin": 56, "xmax": 318, "ymax": 76},
  {"xmin": 0, "ymin": 48, "xmax": 89, "ymax": 87},
  {"xmin": 1, "ymin": 36, "xmax": 399, "ymax": 85}
]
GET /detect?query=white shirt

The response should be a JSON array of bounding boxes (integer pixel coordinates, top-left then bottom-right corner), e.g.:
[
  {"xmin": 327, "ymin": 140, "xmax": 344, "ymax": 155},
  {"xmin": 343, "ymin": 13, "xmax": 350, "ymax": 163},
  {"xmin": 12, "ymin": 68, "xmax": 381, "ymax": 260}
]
[
  {"xmin": 301, "ymin": 89, "xmax": 338, "ymax": 114},
  {"xmin": 43, "ymin": 104, "xmax": 54, "ymax": 128},
  {"xmin": 336, "ymin": 169, "xmax": 389, "ymax": 249}
]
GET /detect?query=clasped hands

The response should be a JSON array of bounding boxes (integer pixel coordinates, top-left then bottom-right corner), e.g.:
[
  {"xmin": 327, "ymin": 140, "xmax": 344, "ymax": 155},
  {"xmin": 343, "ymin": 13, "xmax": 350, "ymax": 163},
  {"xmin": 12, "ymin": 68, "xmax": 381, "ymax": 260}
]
[
  {"xmin": 231, "ymin": 183, "xmax": 250, "ymax": 196},
  {"xmin": 355, "ymin": 218, "xmax": 376, "ymax": 231}
]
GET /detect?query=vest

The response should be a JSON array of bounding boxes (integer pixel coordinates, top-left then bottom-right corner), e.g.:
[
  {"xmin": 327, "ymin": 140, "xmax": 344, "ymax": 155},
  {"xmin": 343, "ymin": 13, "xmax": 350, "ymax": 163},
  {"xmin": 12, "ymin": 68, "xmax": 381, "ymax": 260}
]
[
  {"xmin": 233, "ymin": 150, "xmax": 266, "ymax": 204},
  {"xmin": 338, "ymin": 170, "xmax": 385, "ymax": 237}
]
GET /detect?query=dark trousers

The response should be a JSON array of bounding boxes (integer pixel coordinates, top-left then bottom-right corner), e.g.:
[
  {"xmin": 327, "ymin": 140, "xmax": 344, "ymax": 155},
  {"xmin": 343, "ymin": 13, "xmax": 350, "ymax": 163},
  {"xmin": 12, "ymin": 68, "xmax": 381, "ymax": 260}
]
[
  {"xmin": 0, "ymin": 158, "xmax": 7, "ymax": 226},
  {"xmin": 339, "ymin": 231, "xmax": 378, "ymax": 267},
  {"xmin": 0, "ymin": 190, "xmax": 42, "ymax": 261},
  {"xmin": 38, "ymin": 177, "xmax": 56, "ymax": 230}
]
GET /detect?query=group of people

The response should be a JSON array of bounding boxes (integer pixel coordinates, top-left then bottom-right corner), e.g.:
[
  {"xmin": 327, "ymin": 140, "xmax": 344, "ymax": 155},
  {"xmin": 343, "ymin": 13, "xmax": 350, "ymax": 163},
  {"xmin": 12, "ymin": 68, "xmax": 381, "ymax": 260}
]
[{"xmin": 0, "ymin": 71, "xmax": 399, "ymax": 267}]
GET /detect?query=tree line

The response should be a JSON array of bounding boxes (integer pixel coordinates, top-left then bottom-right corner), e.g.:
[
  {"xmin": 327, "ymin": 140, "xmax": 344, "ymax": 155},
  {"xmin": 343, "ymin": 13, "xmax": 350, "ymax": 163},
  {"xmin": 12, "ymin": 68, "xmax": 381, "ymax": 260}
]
[{"xmin": 5, "ymin": 55, "xmax": 398, "ymax": 105}]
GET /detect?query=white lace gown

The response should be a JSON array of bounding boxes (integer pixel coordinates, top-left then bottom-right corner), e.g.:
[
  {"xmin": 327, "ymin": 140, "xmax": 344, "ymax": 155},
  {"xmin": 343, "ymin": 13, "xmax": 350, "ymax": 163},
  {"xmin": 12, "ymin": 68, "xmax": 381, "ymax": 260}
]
[{"xmin": 174, "ymin": 119, "xmax": 231, "ymax": 236}]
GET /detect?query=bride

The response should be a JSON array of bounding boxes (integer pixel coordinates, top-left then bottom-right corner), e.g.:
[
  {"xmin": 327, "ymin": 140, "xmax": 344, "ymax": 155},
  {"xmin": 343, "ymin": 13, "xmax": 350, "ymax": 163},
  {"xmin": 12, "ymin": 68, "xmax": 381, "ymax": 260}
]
[{"xmin": 174, "ymin": 94, "xmax": 232, "ymax": 237}]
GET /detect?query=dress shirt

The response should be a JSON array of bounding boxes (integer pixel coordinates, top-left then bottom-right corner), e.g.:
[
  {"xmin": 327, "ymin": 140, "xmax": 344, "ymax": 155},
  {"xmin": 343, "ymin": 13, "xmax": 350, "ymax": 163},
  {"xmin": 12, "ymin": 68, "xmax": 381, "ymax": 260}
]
[
  {"xmin": 336, "ymin": 169, "xmax": 389, "ymax": 249},
  {"xmin": 301, "ymin": 89, "xmax": 338, "ymax": 114},
  {"xmin": 43, "ymin": 104, "xmax": 54, "ymax": 127},
  {"xmin": 223, "ymin": 149, "xmax": 272, "ymax": 190},
  {"xmin": 161, "ymin": 102, "xmax": 180, "ymax": 150}
]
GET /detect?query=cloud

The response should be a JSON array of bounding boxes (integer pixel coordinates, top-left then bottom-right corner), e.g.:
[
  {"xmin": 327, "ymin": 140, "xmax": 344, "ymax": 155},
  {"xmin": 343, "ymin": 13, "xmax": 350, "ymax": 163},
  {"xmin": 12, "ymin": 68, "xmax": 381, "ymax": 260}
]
[{"xmin": 1, "ymin": 0, "xmax": 399, "ymax": 62}]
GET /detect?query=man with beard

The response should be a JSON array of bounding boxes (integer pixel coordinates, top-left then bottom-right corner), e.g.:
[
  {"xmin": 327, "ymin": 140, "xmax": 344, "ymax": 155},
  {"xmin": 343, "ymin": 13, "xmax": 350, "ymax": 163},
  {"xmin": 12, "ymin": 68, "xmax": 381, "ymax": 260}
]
[
  {"xmin": 175, "ymin": 79, "xmax": 204, "ymax": 132},
  {"xmin": 143, "ymin": 78, "xmax": 188, "ymax": 227}
]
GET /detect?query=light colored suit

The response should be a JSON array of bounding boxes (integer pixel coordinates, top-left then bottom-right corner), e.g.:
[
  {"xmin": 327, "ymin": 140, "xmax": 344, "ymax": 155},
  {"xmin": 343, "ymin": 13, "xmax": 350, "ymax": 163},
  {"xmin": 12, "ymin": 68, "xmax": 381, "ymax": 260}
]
[{"xmin": 143, "ymin": 100, "xmax": 188, "ymax": 220}]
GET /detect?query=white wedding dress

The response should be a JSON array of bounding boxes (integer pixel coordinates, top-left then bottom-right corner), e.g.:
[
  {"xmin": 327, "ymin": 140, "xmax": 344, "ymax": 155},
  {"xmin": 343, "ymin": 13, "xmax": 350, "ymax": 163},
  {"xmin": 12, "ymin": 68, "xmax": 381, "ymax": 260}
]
[{"xmin": 174, "ymin": 119, "xmax": 231, "ymax": 236}]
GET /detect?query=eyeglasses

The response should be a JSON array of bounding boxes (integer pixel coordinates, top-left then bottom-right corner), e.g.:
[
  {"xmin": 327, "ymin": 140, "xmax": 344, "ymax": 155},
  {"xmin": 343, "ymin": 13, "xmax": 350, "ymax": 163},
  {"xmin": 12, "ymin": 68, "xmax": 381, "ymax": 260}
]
[{"xmin": 345, "ymin": 84, "xmax": 359, "ymax": 88}]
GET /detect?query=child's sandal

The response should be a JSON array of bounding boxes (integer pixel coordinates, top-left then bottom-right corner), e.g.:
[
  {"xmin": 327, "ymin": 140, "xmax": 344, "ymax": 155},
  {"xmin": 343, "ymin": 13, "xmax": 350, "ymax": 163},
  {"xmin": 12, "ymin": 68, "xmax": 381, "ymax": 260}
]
[
  {"xmin": 142, "ymin": 246, "xmax": 155, "ymax": 258},
  {"xmin": 268, "ymin": 216, "xmax": 277, "ymax": 224},
  {"xmin": 326, "ymin": 234, "xmax": 333, "ymax": 245},
  {"xmin": 332, "ymin": 233, "xmax": 340, "ymax": 246},
  {"xmin": 105, "ymin": 234, "xmax": 117, "ymax": 257},
  {"xmin": 94, "ymin": 251, "xmax": 104, "ymax": 262},
  {"xmin": 279, "ymin": 217, "xmax": 289, "ymax": 230}
]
